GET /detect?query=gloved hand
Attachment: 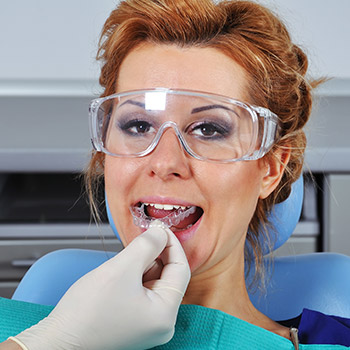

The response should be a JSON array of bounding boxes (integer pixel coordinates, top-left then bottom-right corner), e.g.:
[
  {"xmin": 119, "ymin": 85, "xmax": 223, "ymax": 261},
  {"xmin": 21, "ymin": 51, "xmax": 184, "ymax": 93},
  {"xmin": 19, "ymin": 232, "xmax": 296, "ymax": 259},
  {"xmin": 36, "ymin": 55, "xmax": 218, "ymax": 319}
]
[{"xmin": 11, "ymin": 221, "xmax": 190, "ymax": 350}]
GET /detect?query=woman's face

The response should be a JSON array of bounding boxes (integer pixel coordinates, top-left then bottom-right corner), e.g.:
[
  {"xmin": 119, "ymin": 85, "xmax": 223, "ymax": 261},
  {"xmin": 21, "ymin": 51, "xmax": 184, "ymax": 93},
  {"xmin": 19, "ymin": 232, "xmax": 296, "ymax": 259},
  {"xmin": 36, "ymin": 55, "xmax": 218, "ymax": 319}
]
[{"xmin": 105, "ymin": 43, "xmax": 271, "ymax": 274}]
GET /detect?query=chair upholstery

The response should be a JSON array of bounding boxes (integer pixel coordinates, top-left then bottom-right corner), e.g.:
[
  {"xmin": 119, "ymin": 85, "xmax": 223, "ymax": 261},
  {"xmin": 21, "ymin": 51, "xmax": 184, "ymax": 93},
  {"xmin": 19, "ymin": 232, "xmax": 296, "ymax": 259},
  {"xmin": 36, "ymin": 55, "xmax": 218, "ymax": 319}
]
[
  {"xmin": 12, "ymin": 176, "xmax": 350, "ymax": 321},
  {"xmin": 248, "ymin": 253, "xmax": 350, "ymax": 320},
  {"xmin": 12, "ymin": 249, "xmax": 115, "ymax": 306}
]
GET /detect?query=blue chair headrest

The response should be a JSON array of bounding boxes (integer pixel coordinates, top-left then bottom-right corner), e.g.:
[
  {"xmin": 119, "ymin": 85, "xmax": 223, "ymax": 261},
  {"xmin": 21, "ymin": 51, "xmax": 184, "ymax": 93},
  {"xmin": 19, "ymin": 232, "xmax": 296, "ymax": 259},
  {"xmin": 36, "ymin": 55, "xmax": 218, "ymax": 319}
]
[
  {"xmin": 106, "ymin": 176, "xmax": 304, "ymax": 253},
  {"xmin": 266, "ymin": 175, "xmax": 304, "ymax": 253},
  {"xmin": 106, "ymin": 197, "xmax": 122, "ymax": 243}
]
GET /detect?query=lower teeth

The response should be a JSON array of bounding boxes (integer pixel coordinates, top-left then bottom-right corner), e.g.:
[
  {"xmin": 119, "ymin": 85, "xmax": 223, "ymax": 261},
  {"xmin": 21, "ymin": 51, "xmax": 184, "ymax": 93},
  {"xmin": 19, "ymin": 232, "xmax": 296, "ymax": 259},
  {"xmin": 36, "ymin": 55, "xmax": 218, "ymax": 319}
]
[{"xmin": 130, "ymin": 204, "xmax": 196, "ymax": 229}]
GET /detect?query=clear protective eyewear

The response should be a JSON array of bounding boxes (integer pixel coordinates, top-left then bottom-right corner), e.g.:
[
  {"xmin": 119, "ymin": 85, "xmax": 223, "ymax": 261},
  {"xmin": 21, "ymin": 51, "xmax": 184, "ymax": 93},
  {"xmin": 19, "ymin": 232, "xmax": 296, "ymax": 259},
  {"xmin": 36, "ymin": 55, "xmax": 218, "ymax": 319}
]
[{"xmin": 89, "ymin": 88, "xmax": 280, "ymax": 163}]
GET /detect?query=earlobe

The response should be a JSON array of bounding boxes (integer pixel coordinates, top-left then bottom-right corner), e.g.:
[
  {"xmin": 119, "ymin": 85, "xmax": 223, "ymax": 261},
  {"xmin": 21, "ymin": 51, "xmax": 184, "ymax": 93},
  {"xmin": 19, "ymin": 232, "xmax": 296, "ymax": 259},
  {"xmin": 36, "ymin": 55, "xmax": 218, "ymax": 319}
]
[{"xmin": 259, "ymin": 148, "xmax": 291, "ymax": 199}]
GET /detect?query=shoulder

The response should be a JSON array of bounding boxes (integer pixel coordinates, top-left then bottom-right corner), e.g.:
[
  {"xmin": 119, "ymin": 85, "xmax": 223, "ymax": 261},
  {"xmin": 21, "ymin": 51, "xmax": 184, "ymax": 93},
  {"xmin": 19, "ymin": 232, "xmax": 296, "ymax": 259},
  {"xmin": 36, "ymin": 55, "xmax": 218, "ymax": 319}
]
[{"xmin": 281, "ymin": 308, "xmax": 350, "ymax": 346}]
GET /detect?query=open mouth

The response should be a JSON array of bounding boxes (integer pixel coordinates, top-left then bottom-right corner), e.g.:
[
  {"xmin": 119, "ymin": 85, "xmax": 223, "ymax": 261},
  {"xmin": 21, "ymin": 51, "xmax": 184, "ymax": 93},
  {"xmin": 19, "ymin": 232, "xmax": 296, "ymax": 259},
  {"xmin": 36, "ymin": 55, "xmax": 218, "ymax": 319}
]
[{"xmin": 130, "ymin": 202, "xmax": 203, "ymax": 232}]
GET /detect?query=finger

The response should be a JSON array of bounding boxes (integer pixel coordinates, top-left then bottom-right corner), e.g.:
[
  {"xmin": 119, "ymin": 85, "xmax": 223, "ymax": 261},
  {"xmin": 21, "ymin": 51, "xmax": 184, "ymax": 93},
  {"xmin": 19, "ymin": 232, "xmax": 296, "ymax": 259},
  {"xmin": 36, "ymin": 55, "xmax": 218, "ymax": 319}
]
[
  {"xmin": 148, "ymin": 220, "xmax": 188, "ymax": 269},
  {"xmin": 120, "ymin": 224, "xmax": 168, "ymax": 274},
  {"xmin": 143, "ymin": 279, "xmax": 186, "ymax": 300},
  {"xmin": 142, "ymin": 258, "xmax": 164, "ymax": 283},
  {"xmin": 157, "ymin": 227, "xmax": 191, "ymax": 295}
]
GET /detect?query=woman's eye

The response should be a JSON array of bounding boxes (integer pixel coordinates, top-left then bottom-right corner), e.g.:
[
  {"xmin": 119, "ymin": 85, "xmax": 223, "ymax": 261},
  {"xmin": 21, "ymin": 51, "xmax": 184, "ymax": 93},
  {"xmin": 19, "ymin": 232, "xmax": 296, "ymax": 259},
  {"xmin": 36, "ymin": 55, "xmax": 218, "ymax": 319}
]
[
  {"xmin": 118, "ymin": 119, "xmax": 155, "ymax": 136},
  {"xmin": 189, "ymin": 122, "xmax": 230, "ymax": 139}
]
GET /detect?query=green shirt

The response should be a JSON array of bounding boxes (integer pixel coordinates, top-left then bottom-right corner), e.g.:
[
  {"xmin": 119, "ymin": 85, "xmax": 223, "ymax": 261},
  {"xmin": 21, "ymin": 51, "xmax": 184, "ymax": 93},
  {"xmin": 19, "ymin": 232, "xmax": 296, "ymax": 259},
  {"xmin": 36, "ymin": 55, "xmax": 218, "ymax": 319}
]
[{"xmin": 0, "ymin": 298, "xmax": 348, "ymax": 349}]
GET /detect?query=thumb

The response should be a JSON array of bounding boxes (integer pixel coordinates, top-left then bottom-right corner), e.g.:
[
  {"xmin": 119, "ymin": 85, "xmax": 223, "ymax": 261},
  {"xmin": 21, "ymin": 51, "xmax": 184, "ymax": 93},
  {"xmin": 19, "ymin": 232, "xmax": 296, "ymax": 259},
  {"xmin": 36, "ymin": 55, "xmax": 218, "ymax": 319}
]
[
  {"xmin": 118, "ymin": 224, "xmax": 168, "ymax": 274},
  {"xmin": 145, "ymin": 225, "xmax": 190, "ymax": 299}
]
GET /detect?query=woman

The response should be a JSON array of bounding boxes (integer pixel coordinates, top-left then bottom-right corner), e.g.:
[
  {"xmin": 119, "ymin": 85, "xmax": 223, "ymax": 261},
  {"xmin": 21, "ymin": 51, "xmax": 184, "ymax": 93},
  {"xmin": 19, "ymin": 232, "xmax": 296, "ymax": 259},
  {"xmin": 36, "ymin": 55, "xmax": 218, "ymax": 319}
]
[
  {"xmin": 1, "ymin": 0, "xmax": 349, "ymax": 349},
  {"xmin": 87, "ymin": 0, "xmax": 306, "ymax": 341}
]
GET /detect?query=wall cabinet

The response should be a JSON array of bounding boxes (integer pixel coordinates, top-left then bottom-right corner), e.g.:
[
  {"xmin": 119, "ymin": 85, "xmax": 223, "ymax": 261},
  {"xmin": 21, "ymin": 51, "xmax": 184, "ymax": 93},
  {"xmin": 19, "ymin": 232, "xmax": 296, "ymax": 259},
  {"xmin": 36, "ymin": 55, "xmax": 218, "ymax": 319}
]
[
  {"xmin": 0, "ymin": 173, "xmax": 122, "ymax": 298},
  {"xmin": 327, "ymin": 175, "xmax": 350, "ymax": 256}
]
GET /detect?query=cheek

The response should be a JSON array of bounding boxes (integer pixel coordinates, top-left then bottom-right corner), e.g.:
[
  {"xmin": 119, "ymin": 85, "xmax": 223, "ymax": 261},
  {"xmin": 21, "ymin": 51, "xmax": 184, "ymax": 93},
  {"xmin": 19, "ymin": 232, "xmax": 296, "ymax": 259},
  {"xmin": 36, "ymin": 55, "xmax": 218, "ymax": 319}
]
[
  {"xmin": 186, "ymin": 163, "xmax": 264, "ymax": 272},
  {"xmin": 218, "ymin": 165, "xmax": 263, "ymax": 235},
  {"xmin": 205, "ymin": 162, "xmax": 263, "ymax": 215},
  {"xmin": 104, "ymin": 157, "xmax": 142, "ymax": 245},
  {"xmin": 105, "ymin": 157, "xmax": 140, "ymax": 189},
  {"xmin": 104, "ymin": 159, "xmax": 127, "ymax": 209}
]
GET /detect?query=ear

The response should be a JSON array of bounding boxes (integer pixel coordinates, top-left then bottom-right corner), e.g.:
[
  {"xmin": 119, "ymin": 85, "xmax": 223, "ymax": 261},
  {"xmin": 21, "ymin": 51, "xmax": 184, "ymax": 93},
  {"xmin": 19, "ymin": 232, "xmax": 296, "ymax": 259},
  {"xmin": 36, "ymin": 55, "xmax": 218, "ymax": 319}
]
[{"xmin": 259, "ymin": 147, "xmax": 291, "ymax": 199}]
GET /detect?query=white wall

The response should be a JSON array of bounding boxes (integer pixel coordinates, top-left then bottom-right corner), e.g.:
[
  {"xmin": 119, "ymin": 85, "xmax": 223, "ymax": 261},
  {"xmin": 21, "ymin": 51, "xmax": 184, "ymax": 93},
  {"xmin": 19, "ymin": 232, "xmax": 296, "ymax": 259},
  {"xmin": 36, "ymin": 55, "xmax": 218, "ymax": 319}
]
[
  {"xmin": 0, "ymin": 0, "xmax": 117, "ymax": 80},
  {"xmin": 0, "ymin": 0, "xmax": 349, "ymax": 81},
  {"xmin": 260, "ymin": 0, "xmax": 350, "ymax": 79}
]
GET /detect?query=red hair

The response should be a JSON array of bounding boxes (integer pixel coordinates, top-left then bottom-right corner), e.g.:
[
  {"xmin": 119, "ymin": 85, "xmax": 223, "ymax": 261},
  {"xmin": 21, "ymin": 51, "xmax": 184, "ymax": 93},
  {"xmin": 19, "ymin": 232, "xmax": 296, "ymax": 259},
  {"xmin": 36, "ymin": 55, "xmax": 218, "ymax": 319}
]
[{"xmin": 85, "ymin": 0, "xmax": 322, "ymax": 284}]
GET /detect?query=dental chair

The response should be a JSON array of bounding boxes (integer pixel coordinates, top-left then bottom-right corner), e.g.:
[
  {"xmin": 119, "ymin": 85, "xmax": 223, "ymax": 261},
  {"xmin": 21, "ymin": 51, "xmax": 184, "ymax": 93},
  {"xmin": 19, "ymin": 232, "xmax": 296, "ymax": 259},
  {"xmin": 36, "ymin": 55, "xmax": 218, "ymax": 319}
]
[{"xmin": 11, "ymin": 176, "xmax": 350, "ymax": 321}]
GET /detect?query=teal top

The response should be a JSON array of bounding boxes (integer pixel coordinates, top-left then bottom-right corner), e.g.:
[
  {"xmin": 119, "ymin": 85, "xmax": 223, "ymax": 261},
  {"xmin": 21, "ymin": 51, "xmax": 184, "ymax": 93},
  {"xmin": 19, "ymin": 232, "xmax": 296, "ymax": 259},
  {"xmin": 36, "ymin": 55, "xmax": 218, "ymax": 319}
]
[{"xmin": 0, "ymin": 297, "xmax": 348, "ymax": 349}]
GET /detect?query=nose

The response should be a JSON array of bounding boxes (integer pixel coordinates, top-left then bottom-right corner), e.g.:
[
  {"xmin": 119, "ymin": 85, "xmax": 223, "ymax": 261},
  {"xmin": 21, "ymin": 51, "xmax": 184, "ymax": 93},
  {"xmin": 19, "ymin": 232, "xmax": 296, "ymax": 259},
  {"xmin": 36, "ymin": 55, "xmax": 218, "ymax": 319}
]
[{"xmin": 147, "ymin": 127, "xmax": 192, "ymax": 181}]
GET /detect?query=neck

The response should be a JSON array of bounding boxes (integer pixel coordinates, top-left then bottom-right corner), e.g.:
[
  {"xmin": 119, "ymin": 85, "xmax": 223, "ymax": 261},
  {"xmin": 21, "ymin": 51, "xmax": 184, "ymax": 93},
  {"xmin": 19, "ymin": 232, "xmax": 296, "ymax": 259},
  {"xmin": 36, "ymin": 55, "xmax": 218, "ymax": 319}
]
[
  {"xmin": 182, "ymin": 250, "xmax": 255, "ymax": 320},
  {"xmin": 181, "ymin": 251, "xmax": 291, "ymax": 339}
]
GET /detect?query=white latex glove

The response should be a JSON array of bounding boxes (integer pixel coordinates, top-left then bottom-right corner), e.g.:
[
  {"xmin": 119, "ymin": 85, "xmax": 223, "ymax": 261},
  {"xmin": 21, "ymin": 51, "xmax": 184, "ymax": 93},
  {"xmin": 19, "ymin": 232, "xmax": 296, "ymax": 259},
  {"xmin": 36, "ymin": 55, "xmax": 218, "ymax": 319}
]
[{"xmin": 11, "ymin": 221, "xmax": 190, "ymax": 350}]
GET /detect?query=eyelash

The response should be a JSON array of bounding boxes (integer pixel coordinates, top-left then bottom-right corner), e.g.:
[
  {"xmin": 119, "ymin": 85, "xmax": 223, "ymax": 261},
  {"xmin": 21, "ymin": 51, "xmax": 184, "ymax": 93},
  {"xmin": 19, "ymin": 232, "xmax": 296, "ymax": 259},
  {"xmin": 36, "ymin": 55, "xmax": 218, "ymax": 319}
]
[
  {"xmin": 117, "ymin": 118, "xmax": 232, "ymax": 140},
  {"xmin": 118, "ymin": 119, "xmax": 155, "ymax": 136},
  {"xmin": 187, "ymin": 121, "xmax": 232, "ymax": 140}
]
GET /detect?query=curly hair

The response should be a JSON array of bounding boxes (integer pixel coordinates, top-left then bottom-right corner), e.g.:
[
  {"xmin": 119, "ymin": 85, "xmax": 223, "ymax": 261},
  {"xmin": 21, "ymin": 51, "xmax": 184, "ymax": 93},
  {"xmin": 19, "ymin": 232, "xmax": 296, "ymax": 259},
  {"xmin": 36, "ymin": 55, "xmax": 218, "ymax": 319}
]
[{"xmin": 85, "ymin": 0, "xmax": 321, "ymax": 284}]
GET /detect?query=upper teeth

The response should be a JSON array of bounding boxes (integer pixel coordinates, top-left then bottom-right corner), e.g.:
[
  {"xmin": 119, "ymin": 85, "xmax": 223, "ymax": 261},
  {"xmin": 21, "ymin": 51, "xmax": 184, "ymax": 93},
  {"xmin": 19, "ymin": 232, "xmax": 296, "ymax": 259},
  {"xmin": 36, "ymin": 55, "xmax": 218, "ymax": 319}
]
[{"xmin": 143, "ymin": 203, "xmax": 187, "ymax": 211}]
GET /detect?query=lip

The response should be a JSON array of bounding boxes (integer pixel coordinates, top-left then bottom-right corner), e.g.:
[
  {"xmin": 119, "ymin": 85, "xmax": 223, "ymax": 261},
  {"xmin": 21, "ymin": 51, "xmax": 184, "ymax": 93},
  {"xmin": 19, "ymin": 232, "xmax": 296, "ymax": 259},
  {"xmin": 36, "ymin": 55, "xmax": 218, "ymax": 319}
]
[
  {"xmin": 140, "ymin": 215, "xmax": 203, "ymax": 243},
  {"xmin": 172, "ymin": 215, "xmax": 203, "ymax": 243},
  {"xmin": 135, "ymin": 196, "xmax": 203, "ymax": 243}
]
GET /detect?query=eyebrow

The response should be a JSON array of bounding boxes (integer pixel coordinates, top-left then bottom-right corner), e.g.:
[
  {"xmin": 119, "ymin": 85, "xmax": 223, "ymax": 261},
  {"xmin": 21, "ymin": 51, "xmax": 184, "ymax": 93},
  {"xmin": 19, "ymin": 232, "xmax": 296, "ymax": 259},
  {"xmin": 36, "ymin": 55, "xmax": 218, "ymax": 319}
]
[
  {"xmin": 191, "ymin": 104, "xmax": 239, "ymax": 116},
  {"xmin": 119, "ymin": 100, "xmax": 146, "ymax": 109},
  {"xmin": 119, "ymin": 100, "xmax": 238, "ymax": 117}
]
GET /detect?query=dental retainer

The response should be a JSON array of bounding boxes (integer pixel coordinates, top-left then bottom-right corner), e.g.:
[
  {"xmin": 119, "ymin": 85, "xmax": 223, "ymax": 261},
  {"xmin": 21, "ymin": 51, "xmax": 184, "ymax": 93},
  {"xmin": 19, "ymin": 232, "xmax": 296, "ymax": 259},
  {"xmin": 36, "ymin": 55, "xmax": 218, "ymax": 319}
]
[{"xmin": 130, "ymin": 203, "xmax": 196, "ymax": 229}]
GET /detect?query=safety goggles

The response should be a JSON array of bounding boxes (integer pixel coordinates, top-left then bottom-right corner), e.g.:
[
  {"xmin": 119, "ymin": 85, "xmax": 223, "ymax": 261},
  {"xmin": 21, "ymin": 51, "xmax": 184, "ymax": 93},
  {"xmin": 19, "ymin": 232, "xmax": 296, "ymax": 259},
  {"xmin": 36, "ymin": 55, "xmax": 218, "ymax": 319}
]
[{"xmin": 89, "ymin": 88, "xmax": 280, "ymax": 163}]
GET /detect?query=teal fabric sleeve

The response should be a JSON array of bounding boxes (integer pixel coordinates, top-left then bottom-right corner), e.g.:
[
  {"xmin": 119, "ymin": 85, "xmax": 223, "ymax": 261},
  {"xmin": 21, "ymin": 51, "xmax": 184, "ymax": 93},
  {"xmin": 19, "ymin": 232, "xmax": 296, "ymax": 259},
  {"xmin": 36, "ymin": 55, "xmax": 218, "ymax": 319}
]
[
  {"xmin": 154, "ymin": 305, "xmax": 349, "ymax": 350},
  {"xmin": 0, "ymin": 297, "xmax": 53, "ymax": 342},
  {"xmin": 0, "ymin": 298, "xmax": 348, "ymax": 349}
]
